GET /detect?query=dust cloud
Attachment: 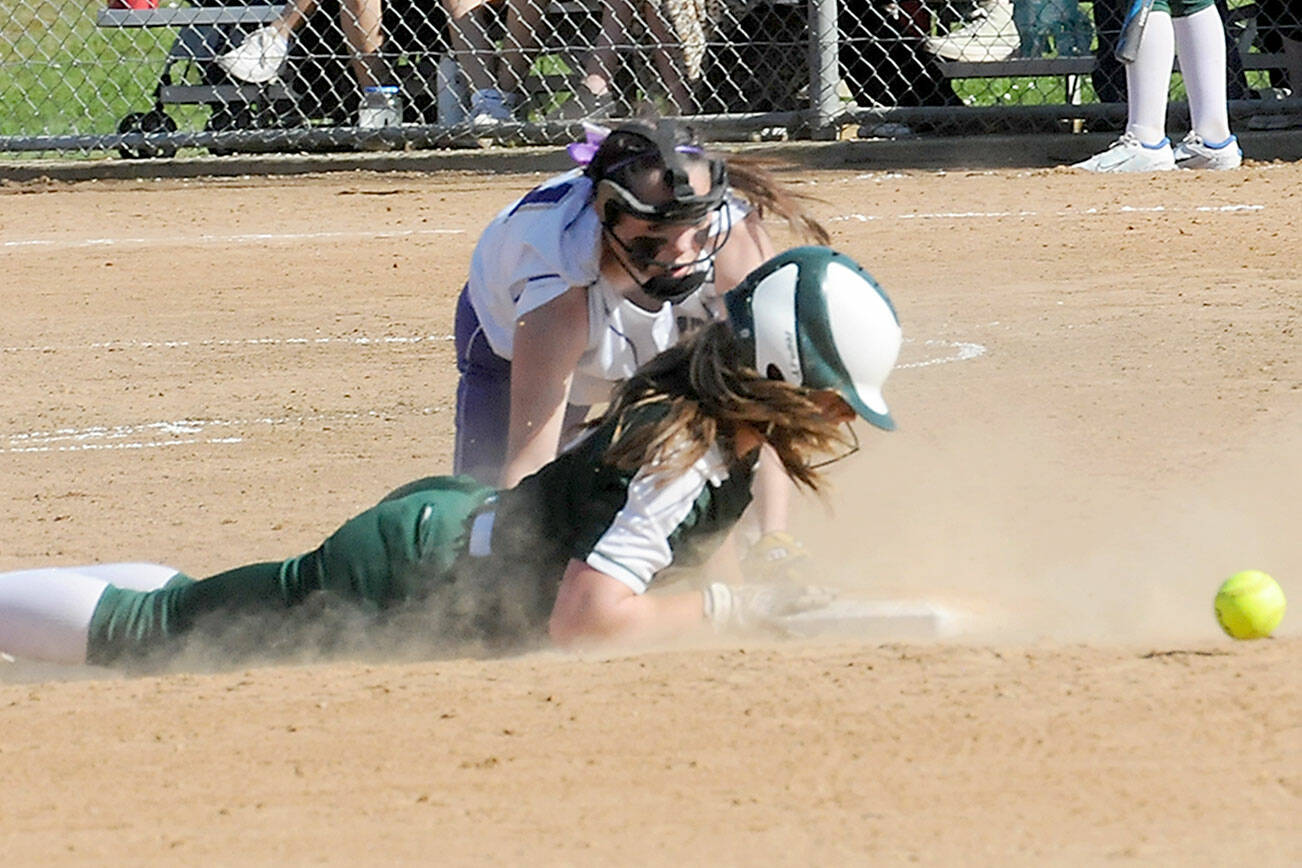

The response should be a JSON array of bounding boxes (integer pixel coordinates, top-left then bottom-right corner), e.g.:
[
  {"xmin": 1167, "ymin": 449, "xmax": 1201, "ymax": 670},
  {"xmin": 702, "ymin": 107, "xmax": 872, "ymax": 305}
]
[{"xmin": 797, "ymin": 400, "xmax": 1300, "ymax": 644}]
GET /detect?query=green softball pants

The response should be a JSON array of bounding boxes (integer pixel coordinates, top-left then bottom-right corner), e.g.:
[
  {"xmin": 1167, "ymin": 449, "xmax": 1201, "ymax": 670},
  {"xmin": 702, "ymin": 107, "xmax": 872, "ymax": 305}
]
[
  {"xmin": 87, "ymin": 476, "xmax": 495, "ymax": 665},
  {"xmin": 1152, "ymin": 0, "xmax": 1216, "ymax": 18}
]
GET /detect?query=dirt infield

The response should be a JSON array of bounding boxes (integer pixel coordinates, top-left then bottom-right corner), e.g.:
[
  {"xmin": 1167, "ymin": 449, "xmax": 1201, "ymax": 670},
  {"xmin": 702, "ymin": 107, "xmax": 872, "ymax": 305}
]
[{"xmin": 2, "ymin": 161, "xmax": 1298, "ymax": 864}]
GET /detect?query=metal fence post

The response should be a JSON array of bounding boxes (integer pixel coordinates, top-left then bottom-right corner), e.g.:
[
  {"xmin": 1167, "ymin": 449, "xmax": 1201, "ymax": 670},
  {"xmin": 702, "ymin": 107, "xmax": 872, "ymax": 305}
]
[{"xmin": 807, "ymin": 0, "xmax": 841, "ymax": 138}]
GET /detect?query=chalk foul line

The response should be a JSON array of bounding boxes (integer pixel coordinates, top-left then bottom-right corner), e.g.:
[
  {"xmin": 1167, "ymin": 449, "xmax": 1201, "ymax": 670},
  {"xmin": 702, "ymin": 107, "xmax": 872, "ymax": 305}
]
[
  {"xmin": 896, "ymin": 339, "xmax": 986, "ymax": 369},
  {"xmin": 2, "ymin": 408, "xmax": 443, "ymax": 455},
  {"xmin": 2, "ymin": 333, "xmax": 979, "ymax": 363},
  {"xmin": 1, "ymin": 202, "xmax": 1264, "ymax": 251},
  {"xmin": 831, "ymin": 203, "xmax": 1265, "ymax": 223},
  {"xmin": 0, "ymin": 227, "xmax": 465, "ymax": 253},
  {"xmin": 1, "ymin": 334, "xmax": 455, "ymax": 354}
]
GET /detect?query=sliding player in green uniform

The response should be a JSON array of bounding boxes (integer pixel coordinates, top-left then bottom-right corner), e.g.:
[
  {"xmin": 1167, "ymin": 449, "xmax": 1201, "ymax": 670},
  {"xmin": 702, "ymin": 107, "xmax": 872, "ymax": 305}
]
[{"xmin": 0, "ymin": 247, "xmax": 902, "ymax": 668}]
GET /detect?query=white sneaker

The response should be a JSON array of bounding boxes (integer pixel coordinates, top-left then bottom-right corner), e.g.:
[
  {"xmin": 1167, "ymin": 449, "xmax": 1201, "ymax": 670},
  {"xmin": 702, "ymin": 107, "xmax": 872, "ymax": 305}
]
[
  {"xmin": 469, "ymin": 89, "xmax": 517, "ymax": 126},
  {"xmin": 925, "ymin": 0, "xmax": 1018, "ymax": 62},
  {"xmin": 1172, "ymin": 132, "xmax": 1242, "ymax": 170},
  {"xmin": 1071, "ymin": 132, "xmax": 1175, "ymax": 172},
  {"xmin": 216, "ymin": 26, "xmax": 290, "ymax": 84},
  {"xmin": 358, "ymin": 86, "xmax": 403, "ymax": 129}
]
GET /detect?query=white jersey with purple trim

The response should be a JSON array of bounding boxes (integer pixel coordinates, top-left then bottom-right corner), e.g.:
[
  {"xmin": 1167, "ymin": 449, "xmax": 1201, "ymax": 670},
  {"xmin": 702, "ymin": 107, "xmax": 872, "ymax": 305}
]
[
  {"xmin": 465, "ymin": 169, "xmax": 747, "ymax": 404},
  {"xmin": 569, "ymin": 275, "xmax": 723, "ymax": 405}
]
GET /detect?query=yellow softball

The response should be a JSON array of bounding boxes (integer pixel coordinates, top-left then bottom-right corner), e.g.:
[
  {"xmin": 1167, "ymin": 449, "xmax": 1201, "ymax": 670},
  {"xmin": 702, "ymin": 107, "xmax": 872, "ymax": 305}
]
[{"xmin": 1214, "ymin": 570, "xmax": 1286, "ymax": 640}]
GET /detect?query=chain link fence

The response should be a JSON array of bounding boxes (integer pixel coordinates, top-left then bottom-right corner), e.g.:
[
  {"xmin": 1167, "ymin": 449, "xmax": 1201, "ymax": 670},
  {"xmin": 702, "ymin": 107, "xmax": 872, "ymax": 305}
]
[{"xmin": 1, "ymin": 0, "xmax": 1298, "ymax": 157}]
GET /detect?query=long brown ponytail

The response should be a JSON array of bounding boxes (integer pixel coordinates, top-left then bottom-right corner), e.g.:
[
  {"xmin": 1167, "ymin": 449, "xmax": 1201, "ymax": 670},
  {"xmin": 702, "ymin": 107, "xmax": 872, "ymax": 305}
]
[
  {"xmin": 595, "ymin": 322, "xmax": 850, "ymax": 491},
  {"xmin": 723, "ymin": 154, "xmax": 830, "ymax": 246}
]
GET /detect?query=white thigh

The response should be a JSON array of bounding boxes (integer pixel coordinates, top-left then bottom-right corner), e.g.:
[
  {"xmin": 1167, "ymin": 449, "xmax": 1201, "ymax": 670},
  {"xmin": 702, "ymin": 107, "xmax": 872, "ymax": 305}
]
[{"xmin": 0, "ymin": 567, "xmax": 115, "ymax": 664}]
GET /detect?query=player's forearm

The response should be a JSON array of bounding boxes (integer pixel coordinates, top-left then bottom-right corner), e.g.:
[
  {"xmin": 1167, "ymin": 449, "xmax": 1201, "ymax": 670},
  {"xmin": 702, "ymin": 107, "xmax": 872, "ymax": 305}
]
[
  {"xmin": 502, "ymin": 291, "xmax": 588, "ymax": 487},
  {"xmin": 548, "ymin": 584, "xmax": 708, "ymax": 650},
  {"xmin": 501, "ymin": 406, "xmax": 567, "ymax": 488},
  {"xmin": 501, "ymin": 349, "xmax": 576, "ymax": 487},
  {"xmin": 560, "ymin": 590, "xmax": 708, "ymax": 648}
]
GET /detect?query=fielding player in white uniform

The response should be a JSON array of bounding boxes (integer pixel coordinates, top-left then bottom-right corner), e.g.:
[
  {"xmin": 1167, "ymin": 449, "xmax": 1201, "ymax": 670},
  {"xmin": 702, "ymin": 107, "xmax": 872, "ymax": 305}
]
[
  {"xmin": 460, "ymin": 159, "xmax": 744, "ymax": 435},
  {"xmin": 454, "ymin": 119, "xmax": 830, "ymax": 489},
  {"xmin": 0, "ymin": 248, "xmax": 903, "ymax": 667}
]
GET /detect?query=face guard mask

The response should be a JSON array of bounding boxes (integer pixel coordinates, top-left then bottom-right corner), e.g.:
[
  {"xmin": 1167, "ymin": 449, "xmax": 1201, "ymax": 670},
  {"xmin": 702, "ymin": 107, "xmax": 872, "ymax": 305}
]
[
  {"xmin": 590, "ymin": 121, "xmax": 731, "ymax": 303},
  {"xmin": 601, "ymin": 206, "xmax": 733, "ymax": 303}
]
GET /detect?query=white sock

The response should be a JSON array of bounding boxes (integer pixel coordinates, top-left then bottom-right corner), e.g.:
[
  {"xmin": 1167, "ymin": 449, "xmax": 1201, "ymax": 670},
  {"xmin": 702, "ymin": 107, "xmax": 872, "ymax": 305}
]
[
  {"xmin": 1126, "ymin": 10, "xmax": 1175, "ymax": 145},
  {"xmin": 1173, "ymin": 5, "xmax": 1232, "ymax": 144},
  {"xmin": 0, "ymin": 567, "xmax": 112, "ymax": 664}
]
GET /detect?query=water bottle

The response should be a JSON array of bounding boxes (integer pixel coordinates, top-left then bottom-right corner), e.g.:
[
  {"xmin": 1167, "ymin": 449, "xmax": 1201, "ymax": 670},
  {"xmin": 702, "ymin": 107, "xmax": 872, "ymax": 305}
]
[{"xmin": 359, "ymin": 85, "xmax": 402, "ymax": 129}]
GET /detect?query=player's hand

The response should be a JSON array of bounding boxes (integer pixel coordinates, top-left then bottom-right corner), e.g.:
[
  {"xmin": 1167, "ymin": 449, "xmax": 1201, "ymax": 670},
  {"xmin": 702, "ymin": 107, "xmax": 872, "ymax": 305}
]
[
  {"xmin": 704, "ymin": 582, "xmax": 836, "ymax": 635},
  {"xmin": 741, "ymin": 531, "xmax": 811, "ymax": 585}
]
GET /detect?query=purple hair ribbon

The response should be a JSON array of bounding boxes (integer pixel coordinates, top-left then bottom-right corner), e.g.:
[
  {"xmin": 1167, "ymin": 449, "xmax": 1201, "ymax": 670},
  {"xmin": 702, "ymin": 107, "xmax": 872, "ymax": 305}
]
[{"xmin": 566, "ymin": 122, "xmax": 610, "ymax": 166}]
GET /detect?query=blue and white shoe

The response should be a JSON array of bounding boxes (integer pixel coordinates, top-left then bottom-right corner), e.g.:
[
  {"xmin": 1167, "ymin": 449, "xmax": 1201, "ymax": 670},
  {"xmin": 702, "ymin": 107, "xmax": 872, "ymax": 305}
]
[
  {"xmin": 1173, "ymin": 132, "xmax": 1242, "ymax": 170},
  {"xmin": 1072, "ymin": 132, "xmax": 1175, "ymax": 172}
]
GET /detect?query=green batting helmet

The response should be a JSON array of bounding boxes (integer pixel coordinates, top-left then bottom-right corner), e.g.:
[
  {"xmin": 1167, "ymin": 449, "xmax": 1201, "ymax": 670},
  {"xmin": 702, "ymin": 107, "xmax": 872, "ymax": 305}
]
[{"xmin": 724, "ymin": 246, "xmax": 902, "ymax": 431}]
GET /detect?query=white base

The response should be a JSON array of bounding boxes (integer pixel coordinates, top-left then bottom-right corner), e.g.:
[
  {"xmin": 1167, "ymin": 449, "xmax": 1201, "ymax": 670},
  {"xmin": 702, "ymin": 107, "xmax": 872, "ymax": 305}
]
[{"xmin": 778, "ymin": 599, "xmax": 966, "ymax": 639}]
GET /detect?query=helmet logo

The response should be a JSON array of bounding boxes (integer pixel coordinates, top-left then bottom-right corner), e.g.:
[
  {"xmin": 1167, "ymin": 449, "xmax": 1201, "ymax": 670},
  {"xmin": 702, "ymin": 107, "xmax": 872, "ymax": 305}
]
[{"xmin": 748, "ymin": 263, "xmax": 802, "ymax": 384}]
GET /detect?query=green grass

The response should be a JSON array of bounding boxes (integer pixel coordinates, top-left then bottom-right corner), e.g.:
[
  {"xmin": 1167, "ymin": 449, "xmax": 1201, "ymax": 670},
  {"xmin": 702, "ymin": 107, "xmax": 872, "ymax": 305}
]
[
  {"xmin": 0, "ymin": 1, "xmax": 181, "ymax": 138},
  {"xmin": 953, "ymin": 75, "xmax": 1091, "ymax": 107}
]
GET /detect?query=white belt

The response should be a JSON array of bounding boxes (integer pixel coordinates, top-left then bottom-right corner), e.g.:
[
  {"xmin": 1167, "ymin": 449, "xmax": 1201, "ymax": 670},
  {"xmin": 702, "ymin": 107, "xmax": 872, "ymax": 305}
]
[{"xmin": 468, "ymin": 510, "xmax": 495, "ymax": 557}]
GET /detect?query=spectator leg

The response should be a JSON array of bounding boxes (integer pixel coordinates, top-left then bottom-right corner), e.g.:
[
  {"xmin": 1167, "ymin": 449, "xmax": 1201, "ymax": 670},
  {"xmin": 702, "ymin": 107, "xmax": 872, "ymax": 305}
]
[
  {"xmin": 1091, "ymin": 0, "xmax": 1126, "ymax": 103},
  {"xmin": 1216, "ymin": 0, "xmax": 1248, "ymax": 100},
  {"xmin": 499, "ymin": 0, "xmax": 546, "ymax": 97},
  {"xmin": 643, "ymin": 0, "xmax": 695, "ymax": 113},
  {"xmin": 447, "ymin": 0, "xmax": 500, "ymax": 94},
  {"xmin": 340, "ymin": 0, "xmax": 389, "ymax": 89},
  {"xmin": 279, "ymin": 0, "xmax": 319, "ymax": 35},
  {"xmin": 582, "ymin": 0, "xmax": 639, "ymax": 99}
]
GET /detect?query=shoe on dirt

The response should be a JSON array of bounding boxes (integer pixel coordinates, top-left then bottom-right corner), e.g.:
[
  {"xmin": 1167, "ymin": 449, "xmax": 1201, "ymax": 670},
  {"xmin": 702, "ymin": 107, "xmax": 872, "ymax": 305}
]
[
  {"xmin": 1071, "ymin": 132, "xmax": 1175, "ymax": 172},
  {"xmin": 1172, "ymin": 132, "xmax": 1242, "ymax": 170}
]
